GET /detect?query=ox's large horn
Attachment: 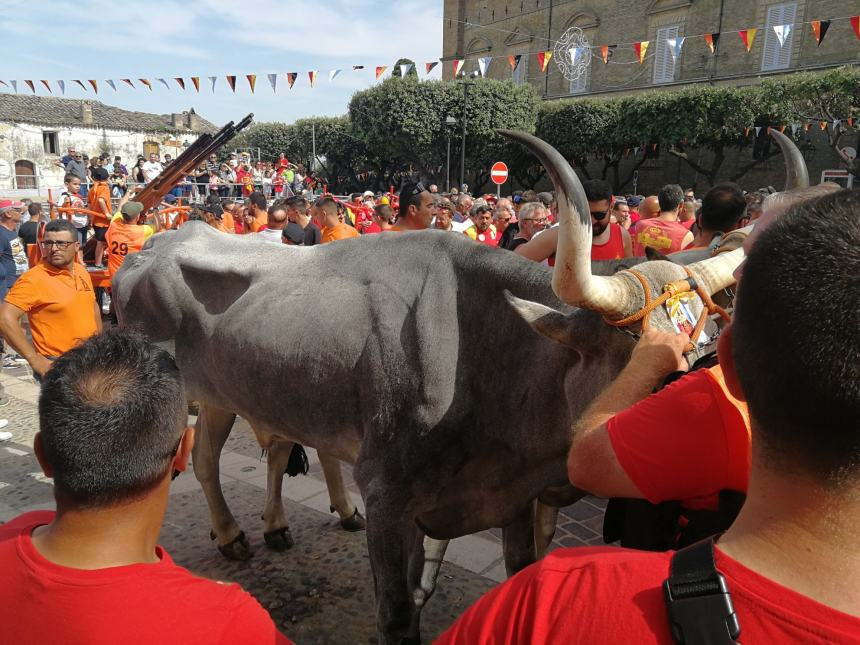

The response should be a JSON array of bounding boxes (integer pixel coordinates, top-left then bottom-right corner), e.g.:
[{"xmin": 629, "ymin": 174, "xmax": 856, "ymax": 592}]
[
  {"xmin": 499, "ymin": 129, "xmax": 632, "ymax": 317},
  {"xmin": 769, "ymin": 128, "xmax": 809, "ymax": 190},
  {"xmin": 686, "ymin": 247, "xmax": 744, "ymax": 297}
]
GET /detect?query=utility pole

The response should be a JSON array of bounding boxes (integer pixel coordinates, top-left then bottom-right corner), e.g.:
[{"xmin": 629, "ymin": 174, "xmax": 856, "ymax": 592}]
[
  {"xmin": 545, "ymin": 0, "xmax": 553, "ymax": 97},
  {"xmin": 311, "ymin": 122, "xmax": 316, "ymax": 174},
  {"xmin": 459, "ymin": 76, "xmax": 476, "ymax": 190}
]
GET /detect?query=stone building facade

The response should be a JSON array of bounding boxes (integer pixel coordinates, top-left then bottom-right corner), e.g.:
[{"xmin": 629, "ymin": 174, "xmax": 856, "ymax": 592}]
[
  {"xmin": 443, "ymin": 0, "xmax": 859, "ymax": 96},
  {"xmin": 0, "ymin": 95, "xmax": 215, "ymax": 195}
]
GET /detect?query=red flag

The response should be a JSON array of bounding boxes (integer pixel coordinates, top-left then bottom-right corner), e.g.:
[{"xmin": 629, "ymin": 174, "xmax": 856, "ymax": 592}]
[
  {"xmin": 704, "ymin": 33, "xmax": 720, "ymax": 53},
  {"xmin": 139, "ymin": 78, "xmax": 153, "ymax": 90},
  {"xmin": 287, "ymin": 73, "xmax": 297, "ymax": 89},
  {"xmin": 174, "ymin": 77, "xmax": 186, "ymax": 90},
  {"xmin": 600, "ymin": 45, "xmax": 609, "ymax": 64},
  {"xmin": 425, "ymin": 62, "xmax": 438, "ymax": 74},
  {"xmin": 633, "ymin": 41, "xmax": 649, "ymax": 64},
  {"xmin": 226, "ymin": 75, "xmax": 236, "ymax": 92},
  {"xmin": 810, "ymin": 20, "xmax": 831, "ymax": 46},
  {"xmin": 40, "ymin": 80, "xmax": 51, "ymax": 93},
  {"xmin": 803, "ymin": 122, "xmax": 811, "ymax": 132},
  {"xmin": 375, "ymin": 66, "xmax": 387, "ymax": 79},
  {"xmin": 508, "ymin": 55, "xmax": 521, "ymax": 71},
  {"xmin": 848, "ymin": 118, "xmax": 855, "ymax": 128},
  {"xmin": 778, "ymin": 125, "xmax": 786, "ymax": 133},
  {"xmin": 308, "ymin": 71, "xmax": 318, "ymax": 87},
  {"xmin": 121, "ymin": 79, "xmax": 134, "ymax": 88},
  {"xmin": 452, "ymin": 59, "xmax": 464, "ymax": 76},
  {"xmin": 537, "ymin": 50, "xmax": 552, "ymax": 72},
  {"xmin": 819, "ymin": 120, "xmax": 828, "ymax": 130},
  {"xmin": 190, "ymin": 77, "xmax": 200, "ymax": 92},
  {"xmin": 852, "ymin": 16, "xmax": 860, "ymax": 41},
  {"xmin": 88, "ymin": 80, "xmax": 98, "ymax": 93},
  {"xmin": 246, "ymin": 75, "xmax": 256, "ymax": 93},
  {"xmin": 739, "ymin": 29, "xmax": 757, "ymax": 52},
  {"xmin": 24, "ymin": 80, "xmax": 35, "ymax": 93}
]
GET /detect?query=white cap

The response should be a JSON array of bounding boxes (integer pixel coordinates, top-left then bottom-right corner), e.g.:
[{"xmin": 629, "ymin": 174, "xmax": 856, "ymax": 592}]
[{"xmin": 362, "ymin": 190, "xmax": 374, "ymax": 198}]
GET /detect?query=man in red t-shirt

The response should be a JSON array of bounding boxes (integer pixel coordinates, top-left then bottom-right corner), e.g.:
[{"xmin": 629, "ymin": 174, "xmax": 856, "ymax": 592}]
[
  {"xmin": 0, "ymin": 329, "xmax": 290, "ymax": 644},
  {"xmin": 439, "ymin": 188, "xmax": 860, "ymax": 644},
  {"xmin": 630, "ymin": 184, "xmax": 694, "ymax": 255}
]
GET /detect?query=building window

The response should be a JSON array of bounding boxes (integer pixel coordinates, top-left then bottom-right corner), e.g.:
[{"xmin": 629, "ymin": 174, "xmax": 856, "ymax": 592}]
[
  {"xmin": 761, "ymin": 2, "xmax": 796, "ymax": 72},
  {"xmin": 42, "ymin": 131, "xmax": 58, "ymax": 155},
  {"xmin": 653, "ymin": 25, "xmax": 680, "ymax": 84},
  {"xmin": 512, "ymin": 55, "xmax": 528, "ymax": 85}
]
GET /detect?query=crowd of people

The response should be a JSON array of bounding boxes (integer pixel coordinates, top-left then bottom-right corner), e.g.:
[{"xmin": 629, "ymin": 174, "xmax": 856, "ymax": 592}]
[{"xmin": 0, "ymin": 150, "xmax": 857, "ymax": 644}]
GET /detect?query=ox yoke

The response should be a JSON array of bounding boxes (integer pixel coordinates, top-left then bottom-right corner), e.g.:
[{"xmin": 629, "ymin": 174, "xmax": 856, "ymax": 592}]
[{"xmin": 115, "ymin": 223, "xmax": 631, "ymax": 537}]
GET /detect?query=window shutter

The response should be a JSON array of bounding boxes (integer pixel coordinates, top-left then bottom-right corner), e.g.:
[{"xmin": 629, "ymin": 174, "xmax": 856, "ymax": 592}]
[
  {"xmin": 762, "ymin": 2, "xmax": 796, "ymax": 71},
  {"xmin": 653, "ymin": 25, "xmax": 680, "ymax": 84}
]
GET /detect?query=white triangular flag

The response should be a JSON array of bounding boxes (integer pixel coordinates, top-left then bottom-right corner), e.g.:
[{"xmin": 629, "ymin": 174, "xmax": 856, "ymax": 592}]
[
  {"xmin": 569, "ymin": 47, "xmax": 584, "ymax": 66},
  {"xmin": 773, "ymin": 24, "xmax": 792, "ymax": 47},
  {"xmin": 755, "ymin": 126, "xmax": 762, "ymax": 136},
  {"xmin": 267, "ymin": 73, "xmax": 278, "ymax": 92},
  {"xmin": 157, "ymin": 78, "xmax": 170, "ymax": 89},
  {"xmin": 208, "ymin": 76, "xmax": 217, "ymax": 92},
  {"xmin": 329, "ymin": 69, "xmax": 342, "ymax": 82},
  {"xmin": 106, "ymin": 79, "xmax": 117, "ymax": 91},
  {"xmin": 666, "ymin": 37, "xmax": 685, "ymax": 60},
  {"xmin": 399, "ymin": 63, "xmax": 413, "ymax": 77},
  {"xmin": 10, "ymin": 80, "xmax": 17, "ymax": 93},
  {"xmin": 832, "ymin": 118, "xmax": 841, "ymax": 129},
  {"xmin": 477, "ymin": 57, "xmax": 491, "ymax": 77},
  {"xmin": 57, "ymin": 80, "xmax": 65, "ymax": 94},
  {"xmin": 791, "ymin": 123, "xmax": 800, "ymax": 135}
]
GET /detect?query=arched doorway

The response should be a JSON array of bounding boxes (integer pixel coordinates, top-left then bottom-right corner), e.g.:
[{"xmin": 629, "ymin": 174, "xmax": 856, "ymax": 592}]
[{"xmin": 14, "ymin": 160, "xmax": 36, "ymax": 189}]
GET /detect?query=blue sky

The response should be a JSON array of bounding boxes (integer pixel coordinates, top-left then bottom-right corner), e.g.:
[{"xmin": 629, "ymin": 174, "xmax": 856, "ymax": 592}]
[{"xmin": 0, "ymin": 0, "xmax": 443, "ymax": 126}]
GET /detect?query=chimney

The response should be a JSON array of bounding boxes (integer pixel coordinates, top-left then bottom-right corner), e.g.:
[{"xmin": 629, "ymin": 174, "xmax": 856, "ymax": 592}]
[
  {"xmin": 81, "ymin": 101, "xmax": 93, "ymax": 126},
  {"xmin": 171, "ymin": 113, "xmax": 184, "ymax": 129}
]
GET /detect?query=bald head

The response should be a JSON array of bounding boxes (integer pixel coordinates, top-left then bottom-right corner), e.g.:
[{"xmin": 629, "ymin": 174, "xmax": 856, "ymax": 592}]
[{"xmin": 641, "ymin": 196, "xmax": 660, "ymax": 219}]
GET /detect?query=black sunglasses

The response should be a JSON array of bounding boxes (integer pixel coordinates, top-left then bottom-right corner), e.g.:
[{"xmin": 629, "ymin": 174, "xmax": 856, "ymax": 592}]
[
  {"xmin": 406, "ymin": 182, "xmax": 426, "ymax": 198},
  {"xmin": 590, "ymin": 207, "xmax": 611, "ymax": 221}
]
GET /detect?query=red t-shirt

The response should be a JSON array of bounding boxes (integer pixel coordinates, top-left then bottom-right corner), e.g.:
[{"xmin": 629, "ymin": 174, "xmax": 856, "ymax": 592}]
[
  {"xmin": 607, "ymin": 366, "xmax": 750, "ymax": 510},
  {"xmin": 591, "ymin": 222, "xmax": 626, "ymax": 260},
  {"xmin": 474, "ymin": 227, "xmax": 502, "ymax": 246},
  {"xmin": 631, "ymin": 219, "xmax": 690, "ymax": 256},
  {"xmin": 0, "ymin": 511, "xmax": 289, "ymax": 645},
  {"xmin": 437, "ymin": 546, "xmax": 860, "ymax": 644}
]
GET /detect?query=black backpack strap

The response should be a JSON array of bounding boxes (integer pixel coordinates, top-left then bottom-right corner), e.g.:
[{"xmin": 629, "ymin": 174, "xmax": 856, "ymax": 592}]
[{"xmin": 663, "ymin": 537, "xmax": 741, "ymax": 645}]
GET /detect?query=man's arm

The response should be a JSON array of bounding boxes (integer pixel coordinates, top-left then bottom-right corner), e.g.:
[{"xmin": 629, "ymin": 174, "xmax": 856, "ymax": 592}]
[
  {"xmin": 567, "ymin": 330, "xmax": 689, "ymax": 498},
  {"xmin": 0, "ymin": 302, "xmax": 52, "ymax": 376},
  {"xmin": 515, "ymin": 227, "xmax": 557, "ymax": 261},
  {"xmin": 681, "ymin": 231, "xmax": 694, "ymax": 250},
  {"xmin": 98, "ymin": 197, "xmax": 111, "ymax": 220},
  {"xmin": 621, "ymin": 227, "xmax": 633, "ymax": 258}
]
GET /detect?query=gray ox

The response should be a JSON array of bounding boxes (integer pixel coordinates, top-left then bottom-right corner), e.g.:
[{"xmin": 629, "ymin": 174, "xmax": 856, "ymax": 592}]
[{"xmin": 115, "ymin": 130, "xmax": 803, "ymax": 643}]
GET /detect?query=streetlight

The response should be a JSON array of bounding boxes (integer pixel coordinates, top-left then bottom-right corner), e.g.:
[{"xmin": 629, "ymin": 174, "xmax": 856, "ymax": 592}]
[
  {"xmin": 458, "ymin": 70, "xmax": 479, "ymax": 192},
  {"xmin": 445, "ymin": 116, "xmax": 457, "ymax": 192}
]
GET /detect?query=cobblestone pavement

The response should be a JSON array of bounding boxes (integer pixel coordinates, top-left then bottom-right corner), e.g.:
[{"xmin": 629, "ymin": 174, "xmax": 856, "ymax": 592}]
[{"xmin": 0, "ymin": 367, "xmax": 612, "ymax": 642}]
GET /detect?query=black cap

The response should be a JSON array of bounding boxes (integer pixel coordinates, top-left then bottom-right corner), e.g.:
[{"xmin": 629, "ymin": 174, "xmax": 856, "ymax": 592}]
[{"xmin": 282, "ymin": 222, "xmax": 305, "ymax": 245}]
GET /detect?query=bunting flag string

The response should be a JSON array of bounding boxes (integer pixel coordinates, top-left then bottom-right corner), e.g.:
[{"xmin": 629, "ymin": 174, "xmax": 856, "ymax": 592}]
[
  {"xmin": 452, "ymin": 59, "xmax": 464, "ymax": 76},
  {"xmin": 666, "ymin": 37, "xmax": 685, "ymax": 60},
  {"xmin": 106, "ymin": 79, "xmax": 116, "ymax": 92},
  {"xmin": 537, "ymin": 50, "xmax": 552, "ymax": 72},
  {"xmin": 174, "ymin": 77, "xmax": 185, "ymax": 90},
  {"xmin": 329, "ymin": 69, "xmax": 341, "ymax": 82},
  {"xmin": 157, "ymin": 78, "xmax": 170, "ymax": 90},
  {"xmin": 226, "ymin": 75, "xmax": 236, "ymax": 92},
  {"xmin": 286, "ymin": 73, "xmax": 297, "ymax": 89},
  {"xmin": 600, "ymin": 45, "xmax": 616, "ymax": 64},
  {"xmin": 633, "ymin": 41, "xmax": 649, "ymax": 64},
  {"xmin": 704, "ymin": 33, "xmax": 720, "ymax": 53},
  {"xmin": 811, "ymin": 20, "xmax": 830, "ymax": 46},
  {"xmin": 246, "ymin": 74, "xmax": 256, "ymax": 93},
  {"xmin": 41, "ymin": 80, "xmax": 52, "ymax": 93},
  {"xmin": 773, "ymin": 24, "xmax": 792, "ymax": 47},
  {"xmin": 399, "ymin": 63, "xmax": 413, "ymax": 77},
  {"xmin": 10, "ymin": 80, "xmax": 17, "ymax": 93},
  {"xmin": 852, "ymin": 16, "xmax": 860, "ymax": 41},
  {"xmin": 739, "ymin": 28, "xmax": 757, "ymax": 52},
  {"xmin": 425, "ymin": 62, "xmax": 438, "ymax": 74},
  {"xmin": 24, "ymin": 80, "xmax": 35, "ymax": 93},
  {"xmin": 72, "ymin": 80, "xmax": 86, "ymax": 91},
  {"xmin": 121, "ymin": 79, "xmax": 134, "ymax": 88},
  {"xmin": 208, "ymin": 76, "xmax": 217, "ymax": 92},
  {"xmin": 508, "ymin": 55, "xmax": 521, "ymax": 71},
  {"xmin": 477, "ymin": 57, "xmax": 491, "ymax": 77},
  {"xmin": 191, "ymin": 77, "xmax": 200, "ymax": 92},
  {"xmin": 375, "ymin": 66, "xmax": 387, "ymax": 80},
  {"xmin": 88, "ymin": 80, "xmax": 99, "ymax": 93},
  {"xmin": 267, "ymin": 73, "xmax": 277, "ymax": 92},
  {"xmin": 57, "ymin": 80, "xmax": 65, "ymax": 94},
  {"xmin": 308, "ymin": 71, "xmax": 317, "ymax": 87},
  {"xmin": 139, "ymin": 78, "xmax": 152, "ymax": 91}
]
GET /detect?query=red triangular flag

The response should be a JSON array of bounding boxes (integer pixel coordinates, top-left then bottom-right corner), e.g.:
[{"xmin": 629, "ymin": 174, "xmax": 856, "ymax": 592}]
[
  {"xmin": 375, "ymin": 66, "xmax": 387, "ymax": 79},
  {"xmin": 88, "ymin": 80, "xmax": 98, "ymax": 93},
  {"xmin": 226, "ymin": 75, "xmax": 236, "ymax": 92},
  {"xmin": 779, "ymin": 125, "xmax": 786, "ymax": 133},
  {"xmin": 425, "ymin": 62, "xmax": 438, "ymax": 74},
  {"xmin": 40, "ymin": 80, "xmax": 51, "ymax": 93},
  {"xmin": 287, "ymin": 73, "xmax": 297, "ymax": 89},
  {"xmin": 811, "ymin": 20, "xmax": 831, "ymax": 46},
  {"xmin": 246, "ymin": 75, "xmax": 256, "ymax": 93},
  {"xmin": 121, "ymin": 79, "xmax": 134, "ymax": 88},
  {"xmin": 803, "ymin": 122, "xmax": 811, "ymax": 131},
  {"xmin": 851, "ymin": 16, "xmax": 860, "ymax": 41},
  {"xmin": 819, "ymin": 120, "xmax": 828, "ymax": 130},
  {"xmin": 73, "ymin": 80, "xmax": 87, "ymax": 91},
  {"xmin": 739, "ymin": 29, "xmax": 757, "ymax": 52},
  {"xmin": 174, "ymin": 77, "xmax": 186, "ymax": 90},
  {"xmin": 508, "ymin": 55, "xmax": 521, "ymax": 71},
  {"xmin": 139, "ymin": 78, "xmax": 152, "ymax": 90},
  {"xmin": 633, "ymin": 41, "xmax": 649, "ymax": 64},
  {"xmin": 452, "ymin": 59, "xmax": 464, "ymax": 76},
  {"xmin": 190, "ymin": 77, "xmax": 200, "ymax": 92},
  {"xmin": 848, "ymin": 118, "xmax": 854, "ymax": 128},
  {"xmin": 24, "ymin": 80, "xmax": 35, "ymax": 93},
  {"xmin": 308, "ymin": 71, "xmax": 318, "ymax": 87},
  {"xmin": 537, "ymin": 51, "xmax": 552, "ymax": 72}
]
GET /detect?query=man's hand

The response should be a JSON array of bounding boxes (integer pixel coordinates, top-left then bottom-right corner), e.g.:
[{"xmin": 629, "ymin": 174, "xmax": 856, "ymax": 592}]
[
  {"xmin": 30, "ymin": 355, "xmax": 53, "ymax": 377},
  {"xmin": 630, "ymin": 329, "xmax": 690, "ymax": 379}
]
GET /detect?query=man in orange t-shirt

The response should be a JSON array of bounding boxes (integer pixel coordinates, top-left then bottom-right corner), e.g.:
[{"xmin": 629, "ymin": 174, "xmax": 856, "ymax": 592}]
[
  {"xmin": 313, "ymin": 197, "xmax": 360, "ymax": 243},
  {"xmin": 88, "ymin": 167, "xmax": 113, "ymax": 268},
  {"xmin": 246, "ymin": 192, "xmax": 269, "ymax": 233},
  {"xmin": 0, "ymin": 219, "xmax": 100, "ymax": 378},
  {"xmin": 105, "ymin": 197, "xmax": 158, "ymax": 280}
]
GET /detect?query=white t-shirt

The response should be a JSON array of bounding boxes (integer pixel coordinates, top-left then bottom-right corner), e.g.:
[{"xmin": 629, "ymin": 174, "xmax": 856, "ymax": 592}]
[
  {"xmin": 256, "ymin": 228, "xmax": 283, "ymax": 245},
  {"xmin": 142, "ymin": 161, "xmax": 164, "ymax": 183}
]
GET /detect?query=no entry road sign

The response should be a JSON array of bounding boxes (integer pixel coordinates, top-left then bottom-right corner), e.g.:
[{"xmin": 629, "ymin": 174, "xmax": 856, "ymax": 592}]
[{"xmin": 490, "ymin": 161, "xmax": 508, "ymax": 185}]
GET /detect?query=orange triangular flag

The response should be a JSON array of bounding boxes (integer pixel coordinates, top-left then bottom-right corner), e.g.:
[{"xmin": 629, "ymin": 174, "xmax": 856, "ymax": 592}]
[
  {"xmin": 375, "ymin": 66, "xmax": 387, "ymax": 79},
  {"xmin": 744, "ymin": 127, "xmax": 750, "ymax": 137},
  {"xmin": 24, "ymin": 80, "xmax": 35, "ymax": 93},
  {"xmin": 508, "ymin": 55, "xmax": 520, "ymax": 71},
  {"xmin": 139, "ymin": 78, "xmax": 152, "ymax": 90},
  {"xmin": 739, "ymin": 29, "xmax": 757, "ymax": 52},
  {"xmin": 803, "ymin": 122, "xmax": 811, "ymax": 131},
  {"xmin": 88, "ymin": 80, "xmax": 98, "ymax": 93},
  {"xmin": 704, "ymin": 33, "xmax": 720, "ymax": 54},
  {"xmin": 778, "ymin": 125, "xmax": 786, "ymax": 133},
  {"xmin": 40, "ymin": 80, "xmax": 51, "ymax": 93},
  {"xmin": 537, "ymin": 51, "xmax": 552, "ymax": 72},
  {"xmin": 174, "ymin": 78, "xmax": 186, "ymax": 90},
  {"xmin": 819, "ymin": 120, "xmax": 828, "ymax": 130},
  {"xmin": 226, "ymin": 75, "xmax": 236, "ymax": 92},
  {"xmin": 600, "ymin": 45, "xmax": 609, "ymax": 64},
  {"xmin": 848, "ymin": 118, "xmax": 855, "ymax": 127},
  {"xmin": 246, "ymin": 75, "xmax": 256, "ymax": 93},
  {"xmin": 308, "ymin": 71, "xmax": 318, "ymax": 87},
  {"xmin": 452, "ymin": 59, "xmax": 464, "ymax": 76},
  {"xmin": 287, "ymin": 73, "xmax": 297, "ymax": 89},
  {"xmin": 633, "ymin": 41, "xmax": 649, "ymax": 64},
  {"xmin": 190, "ymin": 77, "xmax": 200, "ymax": 92}
]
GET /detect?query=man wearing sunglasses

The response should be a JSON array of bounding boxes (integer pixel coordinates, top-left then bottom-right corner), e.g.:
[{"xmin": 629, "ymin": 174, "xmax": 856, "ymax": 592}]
[
  {"xmin": 0, "ymin": 219, "xmax": 101, "ymax": 379},
  {"xmin": 392, "ymin": 182, "xmax": 436, "ymax": 231},
  {"xmin": 515, "ymin": 179, "xmax": 632, "ymax": 262}
]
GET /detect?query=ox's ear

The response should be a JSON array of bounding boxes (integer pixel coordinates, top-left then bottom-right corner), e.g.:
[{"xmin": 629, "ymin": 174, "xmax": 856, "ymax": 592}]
[
  {"xmin": 504, "ymin": 290, "xmax": 579, "ymax": 350},
  {"xmin": 645, "ymin": 246, "xmax": 670, "ymax": 263},
  {"xmin": 179, "ymin": 259, "xmax": 253, "ymax": 316}
]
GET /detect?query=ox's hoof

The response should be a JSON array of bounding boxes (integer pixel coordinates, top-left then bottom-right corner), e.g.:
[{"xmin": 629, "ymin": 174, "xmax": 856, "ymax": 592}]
[
  {"xmin": 213, "ymin": 530, "xmax": 253, "ymax": 561},
  {"xmin": 339, "ymin": 509, "xmax": 366, "ymax": 532},
  {"xmin": 264, "ymin": 526, "xmax": 295, "ymax": 551}
]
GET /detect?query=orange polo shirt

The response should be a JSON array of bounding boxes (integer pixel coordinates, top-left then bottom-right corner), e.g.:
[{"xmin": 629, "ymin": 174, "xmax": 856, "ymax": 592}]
[
  {"xmin": 5, "ymin": 262, "xmax": 98, "ymax": 357},
  {"xmin": 105, "ymin": 219, "xmax": 154, "ymax": 278},
  {"xmin": 87, "ymin": 182, "xmax": 113, "ymax": 227},
  {"xmin": 321, "ymin": 222, "xmax": 360, "ymax": 243}
]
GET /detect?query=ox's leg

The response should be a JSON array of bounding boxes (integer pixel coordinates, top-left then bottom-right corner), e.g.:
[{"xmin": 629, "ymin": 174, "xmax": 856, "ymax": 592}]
[
  {"xmin": 412, "ymin": 537, "xmax": 449, "ymax": 612},
  {"xmin": 261, "ymin": 440, "xmax": 295, "ymax": 551},
  {"xmin": 318, "ymin": 452, "xmax": 366, "ymax": 531},
  {"xmin": 503, "ymin": 503, "xmax": 537, "ymax": 577},
  {"xmin": 534, "ymin": 502, "xmax": 560, "ymax": 559},
  {"xmin": 193, "ymin": 404, "xmax": 252, "ymax": 561}
]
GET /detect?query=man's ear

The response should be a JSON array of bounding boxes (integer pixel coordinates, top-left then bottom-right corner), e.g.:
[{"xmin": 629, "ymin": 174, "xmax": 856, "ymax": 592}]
[
  {"xmin": 173, "ymin": 426, "xmax": 195, "ymax": 474},
  {"xmin": 717, "ymin": 324, "xmax": 745, "ymax": 401},
  {"xmin": 33, "ymin": 432, "xmax": 54, "ymax": 478}
]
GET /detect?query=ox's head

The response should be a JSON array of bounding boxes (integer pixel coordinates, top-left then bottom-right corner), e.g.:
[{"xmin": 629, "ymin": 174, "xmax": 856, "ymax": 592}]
[{"xmin": 499, "ymin": 128, "xmax": 809, "ymax": 356}]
